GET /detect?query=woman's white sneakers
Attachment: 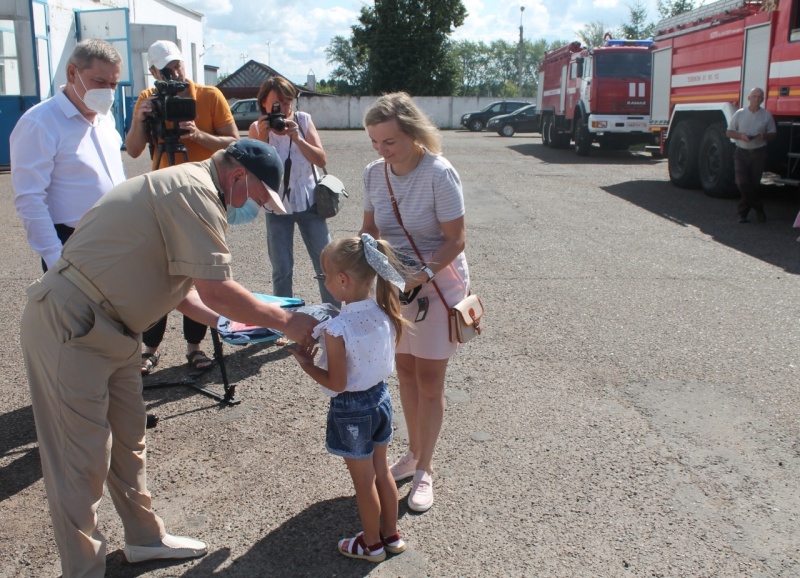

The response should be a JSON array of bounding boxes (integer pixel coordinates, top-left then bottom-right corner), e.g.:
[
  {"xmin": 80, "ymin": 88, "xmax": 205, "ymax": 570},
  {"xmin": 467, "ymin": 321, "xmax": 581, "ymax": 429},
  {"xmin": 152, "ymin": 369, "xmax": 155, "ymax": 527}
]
[
  {"xmin": 389, "ymin": 451, "xmax": 418, "ymax": 481},
  {"xmin": 408, "ymin": 470, "xmax": 433, "ymax": 512}
]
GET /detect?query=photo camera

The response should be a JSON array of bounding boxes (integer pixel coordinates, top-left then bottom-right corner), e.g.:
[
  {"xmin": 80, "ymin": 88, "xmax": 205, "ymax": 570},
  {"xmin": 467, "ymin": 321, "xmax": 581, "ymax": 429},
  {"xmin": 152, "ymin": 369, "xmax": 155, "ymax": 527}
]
[{"xmin": 266, "ymin": 101, "xmax": 288, "ymax": 131}]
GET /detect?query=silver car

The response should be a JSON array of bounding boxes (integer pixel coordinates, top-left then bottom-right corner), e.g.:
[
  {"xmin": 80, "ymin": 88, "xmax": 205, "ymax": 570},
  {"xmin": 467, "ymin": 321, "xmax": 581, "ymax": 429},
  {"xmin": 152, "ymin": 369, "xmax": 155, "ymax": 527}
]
[{"xmin": 230, "ymin": 98, "xmax": 260, "ymax": 131}]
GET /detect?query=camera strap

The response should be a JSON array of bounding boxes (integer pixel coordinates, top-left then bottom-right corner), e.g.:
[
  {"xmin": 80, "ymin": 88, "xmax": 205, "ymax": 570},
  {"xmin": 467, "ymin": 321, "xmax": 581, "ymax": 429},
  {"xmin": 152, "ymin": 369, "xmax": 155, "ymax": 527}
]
[{"xmin": 282, "ymin": 150, "xmax": 292, "ymax": 202}]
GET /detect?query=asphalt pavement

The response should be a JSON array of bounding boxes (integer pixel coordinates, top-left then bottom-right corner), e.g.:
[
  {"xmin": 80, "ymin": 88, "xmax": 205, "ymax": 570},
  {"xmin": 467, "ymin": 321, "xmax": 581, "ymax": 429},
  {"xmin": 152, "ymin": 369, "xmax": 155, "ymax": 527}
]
[{"xmin": 1, "ymin": 131, "xmax": 799, "ymax": 577}]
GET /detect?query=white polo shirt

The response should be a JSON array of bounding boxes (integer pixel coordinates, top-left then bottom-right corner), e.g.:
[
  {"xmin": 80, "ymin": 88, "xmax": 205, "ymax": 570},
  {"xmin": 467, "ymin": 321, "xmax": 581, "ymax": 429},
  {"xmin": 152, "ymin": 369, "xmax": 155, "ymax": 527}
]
[{"xmin": 11, "ymin": 88, "xmax": 126, "ymax": 267}]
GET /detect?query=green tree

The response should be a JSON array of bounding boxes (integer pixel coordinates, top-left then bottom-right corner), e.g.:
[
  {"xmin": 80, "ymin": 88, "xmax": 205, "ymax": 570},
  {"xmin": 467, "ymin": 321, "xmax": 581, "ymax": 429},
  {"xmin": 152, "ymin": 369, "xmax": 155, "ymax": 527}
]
[
  {"xmin": 325, "ymin": 35, "xmax": 368, "ymax": 95},
  {"xmin": 314, "ymin": 78, "xmax": 352, "ymax": 95},
  {"xmin": 576, "ymin": 21, "xmax": 612, "ymax": 48},
  {"xmin": 350, "ymin": 0, "xmax": 467, "ymax": 95},
  {"xmin": 619, "ymin": 1, "xmax": 656, "ymax": 39},
  {"xmin": 449, "ymin": 38, "xmax": 565, "ymax": 98},
  {"xmin": 657, "ymin": 0, "xmax": 694, "ymax": 19},
  {"xmin": 450, "ymin": 40, "xmax": 492, "ymax": 96}
]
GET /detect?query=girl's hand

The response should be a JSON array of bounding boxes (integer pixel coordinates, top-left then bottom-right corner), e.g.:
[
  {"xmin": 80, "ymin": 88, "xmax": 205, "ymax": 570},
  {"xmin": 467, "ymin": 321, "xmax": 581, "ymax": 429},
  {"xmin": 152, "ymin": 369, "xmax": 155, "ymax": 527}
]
[
  {"xmin": 289, "ymin": 344, "xmax": 318, "ymax": 367},
  {"xmin": 404, "ymin": 269, "xmax": 428, "ymax": 291}
]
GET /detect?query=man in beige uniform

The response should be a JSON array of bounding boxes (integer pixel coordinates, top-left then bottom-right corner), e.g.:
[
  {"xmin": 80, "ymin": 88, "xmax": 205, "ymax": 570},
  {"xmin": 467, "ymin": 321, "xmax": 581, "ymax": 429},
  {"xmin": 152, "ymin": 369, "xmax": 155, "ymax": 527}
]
[{"xmin": 20, "ymin": 139, "xmax": 317, "ymax": 577}]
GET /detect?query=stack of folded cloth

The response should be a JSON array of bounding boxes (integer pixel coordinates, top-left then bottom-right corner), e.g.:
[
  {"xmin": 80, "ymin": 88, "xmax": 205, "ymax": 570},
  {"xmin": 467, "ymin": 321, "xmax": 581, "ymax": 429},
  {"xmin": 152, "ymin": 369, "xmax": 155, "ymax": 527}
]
[{"xmin": 216, "ymin": 303, "xmax": 340, "ymax": 345}]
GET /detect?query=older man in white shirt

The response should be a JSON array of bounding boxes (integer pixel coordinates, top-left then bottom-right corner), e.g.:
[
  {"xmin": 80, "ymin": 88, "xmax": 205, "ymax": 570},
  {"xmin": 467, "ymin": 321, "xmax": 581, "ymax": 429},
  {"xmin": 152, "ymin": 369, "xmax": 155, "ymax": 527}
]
[{"xmin": 11, "ymin": 38, "xmax": 126, "ymax": 271}]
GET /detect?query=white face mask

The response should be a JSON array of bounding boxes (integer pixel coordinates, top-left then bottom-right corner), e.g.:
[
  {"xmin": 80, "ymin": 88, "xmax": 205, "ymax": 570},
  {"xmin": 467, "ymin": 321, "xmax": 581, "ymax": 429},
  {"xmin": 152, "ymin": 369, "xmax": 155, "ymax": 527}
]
[{"xmin": 75, "ymin": 72, "xmax": 115, "ymax": 116}]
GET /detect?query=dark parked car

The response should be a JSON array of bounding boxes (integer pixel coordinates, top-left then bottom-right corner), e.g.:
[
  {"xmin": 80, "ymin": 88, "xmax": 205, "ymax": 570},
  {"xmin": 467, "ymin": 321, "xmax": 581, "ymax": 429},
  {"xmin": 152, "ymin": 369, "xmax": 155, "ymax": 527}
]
[
  {"xmin": 230, "ymin": 98, "xmax": 260, "ymax": 131},
  {"xmin": 460, "ymin": 100, "xmax": 531, "ymax": 132},
  {"xmin": 487, "ymin": 104, "xmax": 538, "ymax": 137}
]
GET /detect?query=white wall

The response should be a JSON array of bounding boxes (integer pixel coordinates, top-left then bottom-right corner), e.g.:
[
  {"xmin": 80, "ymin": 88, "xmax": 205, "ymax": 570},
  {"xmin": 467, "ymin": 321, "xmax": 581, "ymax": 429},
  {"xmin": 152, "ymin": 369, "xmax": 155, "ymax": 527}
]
[
  {"xmin": 130, "ymin": 0, "xmax": 203, "ymax": 82},
  {"xmin": 3, "ymin": 0, "xmax": 204, "ymax": 96},
  {"xmin": 297, "ymin": 96, "xmax": 529, "ymax": 130},
  {"xmin": 12, "ymin": 0, "xmax": 130, "ymax": 94}
]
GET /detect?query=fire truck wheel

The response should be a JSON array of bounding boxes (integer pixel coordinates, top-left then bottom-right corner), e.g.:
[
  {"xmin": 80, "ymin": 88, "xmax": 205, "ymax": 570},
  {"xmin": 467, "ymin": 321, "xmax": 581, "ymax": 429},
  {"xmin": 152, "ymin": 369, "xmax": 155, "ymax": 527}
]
[
  {"xmin": 542, "ymin": 117, "xmax": 553, "ymax": 147},
  {"xmin": 698, "ymin": 122, "xmax": 737, "ymax": 198},
  {"xmin": 667, "ymin": 119, "xmax": 703, "ymax": 189},
  {"xmin": 500, "ymin": 124, "xmax": 515, "ymax": 137},
  {"xmin": 469, "ymin": 119, "xmax": 484, "ymax": 132},
  {"xmin": 574, "ymin": 117, "xmax": 592, "ymax": 156}
]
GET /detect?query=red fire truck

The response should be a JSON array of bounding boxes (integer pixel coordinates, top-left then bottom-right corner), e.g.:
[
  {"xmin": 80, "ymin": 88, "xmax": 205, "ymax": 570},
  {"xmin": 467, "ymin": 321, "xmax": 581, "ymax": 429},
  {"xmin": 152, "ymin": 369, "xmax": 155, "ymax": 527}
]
[
  {"xmin": 649, "ymin": 0, "xmax": 800, "ymax": 197},
  {"xmin": 534, "ymin": 38, "xmax": 654, "ymax": 155}
]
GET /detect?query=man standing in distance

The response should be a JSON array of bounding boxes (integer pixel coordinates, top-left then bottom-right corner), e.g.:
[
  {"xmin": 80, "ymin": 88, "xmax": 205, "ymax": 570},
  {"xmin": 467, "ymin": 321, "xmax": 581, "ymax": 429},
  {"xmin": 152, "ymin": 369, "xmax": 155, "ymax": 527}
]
[
  {"xmin": 126, "ymin": 40, "xmax": 240, "ymax": 373},
  {"xmin": 11, "ymin": 39, "xmax": 125, "ymax": 272},
  {"xmin": 726, "ymin": 87, "xmax": 777, "ymax": 223},
  {"xmin": 20, "ymin": 138, "xmax": 318, "ymax": 577}
]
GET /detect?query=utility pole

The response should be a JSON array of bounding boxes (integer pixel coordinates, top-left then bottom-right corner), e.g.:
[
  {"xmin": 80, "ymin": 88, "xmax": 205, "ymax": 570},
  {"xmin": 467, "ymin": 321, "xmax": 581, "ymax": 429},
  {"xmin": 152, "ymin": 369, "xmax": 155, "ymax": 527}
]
[{"xmin": 518, "ymin": 6, "xmax": 525, "ymax": 94}]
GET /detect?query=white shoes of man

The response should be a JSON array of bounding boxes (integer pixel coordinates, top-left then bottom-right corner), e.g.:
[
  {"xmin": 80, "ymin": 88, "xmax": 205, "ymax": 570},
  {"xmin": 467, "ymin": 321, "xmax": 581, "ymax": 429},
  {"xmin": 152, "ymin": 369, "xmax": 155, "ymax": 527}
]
[{"xmin": 124, "ymin": 534, "xmax": 208, "ymax": 563}]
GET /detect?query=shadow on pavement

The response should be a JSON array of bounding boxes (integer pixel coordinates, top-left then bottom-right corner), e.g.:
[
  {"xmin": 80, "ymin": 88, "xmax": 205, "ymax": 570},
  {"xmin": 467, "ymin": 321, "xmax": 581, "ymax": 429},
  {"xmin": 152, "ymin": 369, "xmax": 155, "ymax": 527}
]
[
  {"xmin": 143, "ymin": 340, "xmax": 292, "ymax": 414},
  {"xmin": 0, "ymin": 405, "xmax": 41, "ymax": 501},
  {"xmin": 602, "ymin": 178, "xmax": 800, "ymax": 274},
  {"xmin": 105, "ymin": 497, "xmax": 374, "ymax": 577},
  {"xmin": 508, "ymin": 140, "xmax": 663, "ymax": 166}
]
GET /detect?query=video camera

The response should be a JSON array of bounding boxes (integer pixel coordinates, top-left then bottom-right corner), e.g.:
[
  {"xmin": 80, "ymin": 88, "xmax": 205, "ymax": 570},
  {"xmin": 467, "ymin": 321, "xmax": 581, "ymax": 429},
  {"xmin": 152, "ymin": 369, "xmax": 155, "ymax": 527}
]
[
  {"xmin": 150, "ymin": 79, "xmax": 196, "ymax": 123},
  {"xmin": 144, "ymin": 66, "xmax": 197, "ymax": 166},
  {"xmin": 266, "ymin": 102, "xmax": 288, "ymax": 131}
]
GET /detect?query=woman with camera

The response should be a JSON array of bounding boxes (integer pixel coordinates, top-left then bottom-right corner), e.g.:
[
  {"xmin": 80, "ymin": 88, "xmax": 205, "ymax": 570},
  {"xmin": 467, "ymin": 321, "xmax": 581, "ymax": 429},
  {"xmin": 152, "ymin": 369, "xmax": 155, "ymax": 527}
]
[
  {"xmin": 248, "ymin": 76, "xmax": 336, "ymax": 306},
  {"xmin": 359, "ymin": 92, "xmax": 469, "ymax": 513}
]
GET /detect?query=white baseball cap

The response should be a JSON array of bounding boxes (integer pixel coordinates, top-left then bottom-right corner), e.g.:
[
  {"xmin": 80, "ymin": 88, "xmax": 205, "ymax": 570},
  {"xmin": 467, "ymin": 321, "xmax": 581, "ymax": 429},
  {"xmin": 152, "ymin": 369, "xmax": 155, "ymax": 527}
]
[{"xmin": 147, "ymin": 40, "xmax": 183, "ymax": 70}]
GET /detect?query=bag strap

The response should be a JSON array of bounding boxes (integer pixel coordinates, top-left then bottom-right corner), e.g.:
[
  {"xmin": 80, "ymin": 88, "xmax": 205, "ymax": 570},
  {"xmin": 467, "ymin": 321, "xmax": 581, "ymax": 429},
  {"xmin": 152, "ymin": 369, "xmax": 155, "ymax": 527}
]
[
  {"xmin": 297, "ymin": 118, "xmax": 328, "ymax": 185},
  {"xmin": 383, "ymin": 162, "xmax": 450, "ymax": 310}
]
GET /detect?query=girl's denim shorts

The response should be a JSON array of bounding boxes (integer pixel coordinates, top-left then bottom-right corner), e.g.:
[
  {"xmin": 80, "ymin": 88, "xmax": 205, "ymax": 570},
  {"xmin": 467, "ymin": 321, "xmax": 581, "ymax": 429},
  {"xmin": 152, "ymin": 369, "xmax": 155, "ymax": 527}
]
[{"xmin": 326, "ymin": 381, "xmax": 393, "ymax": 459}]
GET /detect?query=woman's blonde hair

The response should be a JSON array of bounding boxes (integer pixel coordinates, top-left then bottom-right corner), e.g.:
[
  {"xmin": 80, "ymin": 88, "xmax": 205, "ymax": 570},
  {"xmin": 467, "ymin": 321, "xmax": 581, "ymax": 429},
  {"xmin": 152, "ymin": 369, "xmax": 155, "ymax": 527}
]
[
  {"xmin": 321, "ymin": 237, "xmax": 411, "ymax": 344},
  {"xmin": 363, "ymin": 92, "xmax": 442, "ymax": 154}
]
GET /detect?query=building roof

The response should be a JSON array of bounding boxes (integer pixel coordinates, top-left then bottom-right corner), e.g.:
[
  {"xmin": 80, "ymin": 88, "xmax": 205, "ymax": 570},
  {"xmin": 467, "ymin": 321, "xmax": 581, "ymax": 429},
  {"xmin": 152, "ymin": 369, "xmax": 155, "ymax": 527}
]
[
  {"xmin": 216, "ymin": 59, "xmax": 328, "ymax": 99},
  {"xmin": 216, "ymin": 60, "xmax": 290, "ymax": 100}
]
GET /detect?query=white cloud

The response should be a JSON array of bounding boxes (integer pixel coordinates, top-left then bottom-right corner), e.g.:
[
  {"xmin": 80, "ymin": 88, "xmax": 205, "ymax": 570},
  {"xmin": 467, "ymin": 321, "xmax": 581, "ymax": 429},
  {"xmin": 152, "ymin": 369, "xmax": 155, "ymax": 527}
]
[
  {"xmin": 594, "ymin": 0, "xmax": 621, "ymax": 9},
  {"xmin": 170, "ymin": 0, "xmax": 664, "ymax": 82}
]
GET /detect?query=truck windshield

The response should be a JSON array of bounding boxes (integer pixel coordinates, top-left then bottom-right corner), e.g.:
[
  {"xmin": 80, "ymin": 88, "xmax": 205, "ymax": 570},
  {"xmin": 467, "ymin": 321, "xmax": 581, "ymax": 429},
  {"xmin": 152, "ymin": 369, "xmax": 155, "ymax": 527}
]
[{"xmin": 594, "ymin": 52, "xmax": 651, "ymax": 79}]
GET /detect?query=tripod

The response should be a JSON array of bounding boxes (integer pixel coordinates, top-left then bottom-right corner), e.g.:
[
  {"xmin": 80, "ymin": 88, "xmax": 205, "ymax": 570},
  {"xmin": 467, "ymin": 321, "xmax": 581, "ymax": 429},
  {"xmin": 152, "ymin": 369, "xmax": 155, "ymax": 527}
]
[
  {"xmin": 142, "ymin": 119, "xmax": 240, "ymax": 405},
  {"xmin": 154, "ymin": 129, "xmax": 188, "ymax": 168}
]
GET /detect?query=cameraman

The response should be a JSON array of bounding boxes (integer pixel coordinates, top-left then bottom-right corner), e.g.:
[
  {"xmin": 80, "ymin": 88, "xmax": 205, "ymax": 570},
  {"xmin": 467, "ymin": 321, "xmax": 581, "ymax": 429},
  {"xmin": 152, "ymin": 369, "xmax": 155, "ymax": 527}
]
[
  {"xmin": 126, "ymin": 40, "xmax": 239, "ymax": 373},
  {"xmin": 126, "ymin": 40, "xmax": 238, "ymax": 168}
]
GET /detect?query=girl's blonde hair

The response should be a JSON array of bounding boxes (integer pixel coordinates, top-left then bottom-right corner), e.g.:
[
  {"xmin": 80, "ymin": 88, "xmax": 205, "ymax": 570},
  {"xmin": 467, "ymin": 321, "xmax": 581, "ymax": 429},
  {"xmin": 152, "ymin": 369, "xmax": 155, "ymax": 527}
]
[
  {"xmin": 321, "ymin": 237, "xmax": 411, "ymax": 344},
  {"xmin": 363, "ymin": 92, "xmax": 442, "ymax": 154}
]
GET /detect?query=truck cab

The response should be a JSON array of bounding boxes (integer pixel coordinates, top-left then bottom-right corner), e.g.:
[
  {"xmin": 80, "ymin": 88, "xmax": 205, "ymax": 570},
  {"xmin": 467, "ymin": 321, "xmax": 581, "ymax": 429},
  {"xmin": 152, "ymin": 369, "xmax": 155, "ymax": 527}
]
[{"xmin": 536, "ymin": 39, "xmax": 654, "ymax": 155}]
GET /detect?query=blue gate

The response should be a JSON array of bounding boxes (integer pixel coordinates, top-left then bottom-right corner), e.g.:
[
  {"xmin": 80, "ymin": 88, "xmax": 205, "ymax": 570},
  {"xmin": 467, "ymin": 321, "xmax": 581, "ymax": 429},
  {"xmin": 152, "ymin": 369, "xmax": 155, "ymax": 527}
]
[{"xmin": 0, "ymin": 95, "xmax": 40, "ymax": 168}]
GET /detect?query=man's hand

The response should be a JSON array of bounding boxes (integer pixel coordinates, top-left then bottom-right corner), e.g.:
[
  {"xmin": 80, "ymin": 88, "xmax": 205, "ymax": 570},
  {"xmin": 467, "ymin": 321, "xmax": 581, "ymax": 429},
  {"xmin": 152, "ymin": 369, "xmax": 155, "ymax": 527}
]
[
  {"xmin": 179, "ymin": 120, "xmax": 199, "ymax": 141},
  {"xmin": 283, "ymin": 311, "xmax": 319, "ymax": 350},
  {"xmin": 133, "ymin": 96, "xmax": 156, "ymax": 123}
]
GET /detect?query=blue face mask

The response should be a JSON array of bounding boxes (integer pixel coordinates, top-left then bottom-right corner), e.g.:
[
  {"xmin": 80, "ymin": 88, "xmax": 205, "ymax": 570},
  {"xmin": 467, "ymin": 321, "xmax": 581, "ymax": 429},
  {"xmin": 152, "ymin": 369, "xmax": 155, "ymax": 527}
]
[{"xmin": 226, "ymin": 174, "xmax": 261, "ymax": 225}]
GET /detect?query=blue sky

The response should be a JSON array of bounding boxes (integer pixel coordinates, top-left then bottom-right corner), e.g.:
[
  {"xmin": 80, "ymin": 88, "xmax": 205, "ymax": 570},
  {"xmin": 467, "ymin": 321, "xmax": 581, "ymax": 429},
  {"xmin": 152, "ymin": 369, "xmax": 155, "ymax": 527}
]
[{"xmin": 175, "ymin": 0, "xmax": 665, "ymax": 84}]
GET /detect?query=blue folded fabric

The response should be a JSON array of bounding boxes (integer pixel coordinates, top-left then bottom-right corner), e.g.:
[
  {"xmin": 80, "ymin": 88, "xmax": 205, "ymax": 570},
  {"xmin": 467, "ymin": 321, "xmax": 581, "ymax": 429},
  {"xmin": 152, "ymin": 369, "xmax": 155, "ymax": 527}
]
[
  {"xmin": 217, "ymin": 294, "xmax": 305, "ymax": 345},
  {"xmin": 215, "ymin": 296, "xmax": 340, "ymax": 345}
]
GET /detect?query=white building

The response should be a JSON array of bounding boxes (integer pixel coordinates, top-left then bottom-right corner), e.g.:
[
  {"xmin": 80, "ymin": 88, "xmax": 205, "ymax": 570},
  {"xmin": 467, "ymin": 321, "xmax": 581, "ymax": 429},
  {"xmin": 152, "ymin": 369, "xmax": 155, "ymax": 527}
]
[{"xmin": 0, "ymin": 0, "xmax": 206, "ymax": 166}]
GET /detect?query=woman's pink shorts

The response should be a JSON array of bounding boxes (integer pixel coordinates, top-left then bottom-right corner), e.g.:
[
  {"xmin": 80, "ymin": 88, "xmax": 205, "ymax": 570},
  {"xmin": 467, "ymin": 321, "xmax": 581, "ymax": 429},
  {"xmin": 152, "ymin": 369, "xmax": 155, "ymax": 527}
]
[{"xmin": 397, "ymin": 252, "xmax": 470, "ymax": 360}]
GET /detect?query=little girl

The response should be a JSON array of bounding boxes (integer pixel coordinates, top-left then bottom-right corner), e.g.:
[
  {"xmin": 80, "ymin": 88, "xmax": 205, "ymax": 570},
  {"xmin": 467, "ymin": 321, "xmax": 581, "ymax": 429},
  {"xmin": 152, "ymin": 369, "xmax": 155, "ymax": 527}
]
[{"xmin": 290, "ymin": 234, "xmax": 410, "ymax": 563}]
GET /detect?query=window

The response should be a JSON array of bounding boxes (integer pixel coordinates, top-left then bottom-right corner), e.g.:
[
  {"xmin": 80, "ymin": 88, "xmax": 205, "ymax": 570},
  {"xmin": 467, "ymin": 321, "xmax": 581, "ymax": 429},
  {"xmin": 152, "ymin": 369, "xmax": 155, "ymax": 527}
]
[
  {"xmin": 594, "ymin": 52, "xmax": 651, "ymax": 79},
  {"xmin": 0, "ymin": 20, "xmax": 20, "ymax": 95}
]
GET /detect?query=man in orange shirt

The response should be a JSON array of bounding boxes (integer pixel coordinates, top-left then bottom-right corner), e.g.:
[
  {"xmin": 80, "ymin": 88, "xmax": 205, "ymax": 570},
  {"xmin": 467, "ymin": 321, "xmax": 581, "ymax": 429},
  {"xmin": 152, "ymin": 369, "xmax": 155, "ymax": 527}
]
[{"xmin": 126, "ymin": 40, "xmax": 239, "ymax": 375}]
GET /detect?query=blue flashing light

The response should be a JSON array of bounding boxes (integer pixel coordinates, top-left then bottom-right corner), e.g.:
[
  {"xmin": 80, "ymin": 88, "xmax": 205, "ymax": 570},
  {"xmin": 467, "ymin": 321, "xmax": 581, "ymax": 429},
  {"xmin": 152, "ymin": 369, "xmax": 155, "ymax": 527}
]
[{"xmin": 605, "ymin": 39, "xmax": 654, "ymax": 47}]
